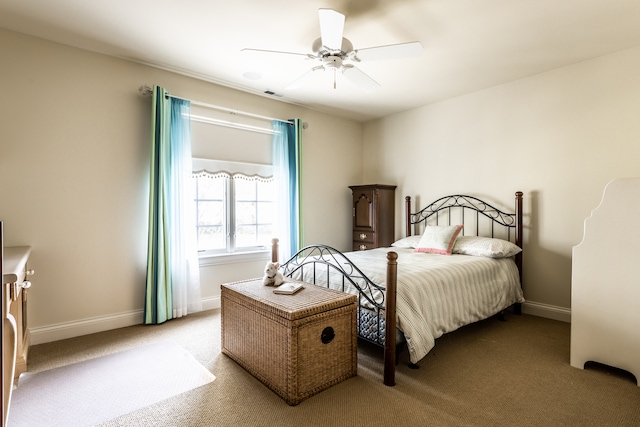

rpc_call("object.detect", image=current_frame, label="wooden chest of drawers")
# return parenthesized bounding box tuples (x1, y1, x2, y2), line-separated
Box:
(349, 184, 396, 251)
(3, 246, 33, 380)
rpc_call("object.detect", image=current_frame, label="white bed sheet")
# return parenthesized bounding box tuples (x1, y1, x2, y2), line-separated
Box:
(291, 247, 524, 364)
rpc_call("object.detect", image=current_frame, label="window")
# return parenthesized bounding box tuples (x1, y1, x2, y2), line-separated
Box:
(189, 106, 275, 259)
(192, 159, 274, 256)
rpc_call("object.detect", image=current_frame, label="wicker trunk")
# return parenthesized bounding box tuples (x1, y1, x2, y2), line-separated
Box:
(221, 278, 358, 405)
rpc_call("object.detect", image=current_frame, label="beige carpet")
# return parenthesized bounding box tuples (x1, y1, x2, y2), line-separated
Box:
(8, 340, 215, 427)
(20, 310, 640, 427)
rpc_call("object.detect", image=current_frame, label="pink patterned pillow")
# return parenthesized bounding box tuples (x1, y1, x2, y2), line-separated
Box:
(414, 225, 463, 255)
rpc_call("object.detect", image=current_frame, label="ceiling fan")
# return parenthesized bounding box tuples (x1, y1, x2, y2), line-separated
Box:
(241, 8, 424, 92)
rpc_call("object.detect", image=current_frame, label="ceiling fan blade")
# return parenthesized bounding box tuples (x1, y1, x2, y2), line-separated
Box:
(285, 66, 325, 90)
(341, 65, 380, 92)
(319, 9, 345, 50)
(241, 48, 312, 60)
(354, 41, 424, 61)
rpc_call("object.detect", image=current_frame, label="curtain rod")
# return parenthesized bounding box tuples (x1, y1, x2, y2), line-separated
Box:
(138, 85, 293, 125)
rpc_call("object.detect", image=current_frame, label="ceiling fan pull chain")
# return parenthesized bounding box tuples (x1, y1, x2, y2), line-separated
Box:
(333, 68, 337, 89)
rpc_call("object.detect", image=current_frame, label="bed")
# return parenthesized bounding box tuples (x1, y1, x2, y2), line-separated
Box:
(271, 192, 525, 386)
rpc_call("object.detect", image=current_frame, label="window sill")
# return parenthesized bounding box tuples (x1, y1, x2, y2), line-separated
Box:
(198, 250, 271, 267)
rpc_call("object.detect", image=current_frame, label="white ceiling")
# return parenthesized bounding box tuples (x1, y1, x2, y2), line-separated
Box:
(2, 0, 640, 122)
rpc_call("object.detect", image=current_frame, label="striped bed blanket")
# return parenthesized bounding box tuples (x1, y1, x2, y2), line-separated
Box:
(291, 247, 524, 364)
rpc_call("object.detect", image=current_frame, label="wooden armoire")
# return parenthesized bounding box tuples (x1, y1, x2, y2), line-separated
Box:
(349, 184, 396, 251)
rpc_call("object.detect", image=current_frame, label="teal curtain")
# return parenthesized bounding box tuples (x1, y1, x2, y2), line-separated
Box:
(145, 86, 202, 325)
(272, 119, 302, 260)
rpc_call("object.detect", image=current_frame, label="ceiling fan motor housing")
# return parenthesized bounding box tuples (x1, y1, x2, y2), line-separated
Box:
(312, 37, 353, 59)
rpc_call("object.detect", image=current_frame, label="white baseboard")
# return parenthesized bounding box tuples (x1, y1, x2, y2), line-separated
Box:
(202, 296, 221, 312)
(30, 297, 569, 345)
(521, 301, 571, 323)
(30, 296, 221, 345)
(30, 310, 144, 345)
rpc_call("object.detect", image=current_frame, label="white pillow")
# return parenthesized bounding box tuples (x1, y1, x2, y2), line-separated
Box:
(453, 236, 522, 258)
(391, 235, 421, 249)
(414, 225, 463, 255)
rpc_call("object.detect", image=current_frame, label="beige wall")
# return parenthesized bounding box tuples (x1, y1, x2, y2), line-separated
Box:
(363, 45, 640, 317)
(5, 25, 638, 342)
(0, 29, 362, 342)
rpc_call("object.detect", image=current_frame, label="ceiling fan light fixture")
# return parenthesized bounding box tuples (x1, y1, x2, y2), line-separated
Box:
(324, 56, 343, 69)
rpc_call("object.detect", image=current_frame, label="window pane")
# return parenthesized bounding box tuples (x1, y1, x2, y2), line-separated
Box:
(257, 180, 273, 201)
(234, 177, 273, 249)
(193, 173, 228, 251)
(236, 201, 256, 225)
(235, 178, 256, 201)
(257, 201, 273, 224)
(236, 225, 257, 248)
(197, 176, 225, 199)
(198, 226, 225, 250)
(198, 201, 224, 226)
(257, 224, 272, 246)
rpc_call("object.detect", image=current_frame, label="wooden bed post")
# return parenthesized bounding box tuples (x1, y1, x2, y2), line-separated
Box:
(384, 251, 398, 386)
(515, 192, 523, 249)
(405, 196, 412, 237)
(271, 238, 279, 263)
(514, 191, 523, 315)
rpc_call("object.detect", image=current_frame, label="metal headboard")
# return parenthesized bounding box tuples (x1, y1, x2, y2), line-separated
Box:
(405, 192, 523, 246)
